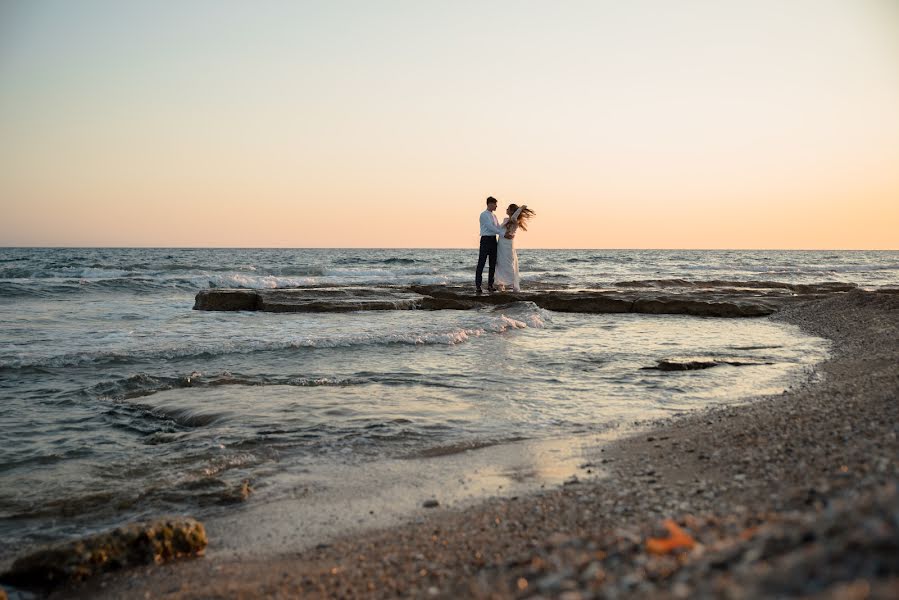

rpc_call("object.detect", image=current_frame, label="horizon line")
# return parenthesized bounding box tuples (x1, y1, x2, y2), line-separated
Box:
(2, 246, 897, 252)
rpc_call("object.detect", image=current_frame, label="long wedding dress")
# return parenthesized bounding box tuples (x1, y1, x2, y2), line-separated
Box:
(494, 206, 523, 292)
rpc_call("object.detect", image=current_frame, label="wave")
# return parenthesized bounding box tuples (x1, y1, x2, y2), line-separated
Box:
(0, 268, 464, 297)
(673, 263, 899, 275)
(0, 267, 137, 279)
(4, 247, 895, 302)
(207, 273, 320, 289)
(207, 269, 455, 289)
(613, 279, 858, 292)
(88, 371, 370, 402)
(333, 257, 422, 266)
(323, 266, 443, 277)
(140, 404, 232, 428)
(0, 277, 201, 298)
(382, 258, 421, 264)
(0, 307, 544, 370)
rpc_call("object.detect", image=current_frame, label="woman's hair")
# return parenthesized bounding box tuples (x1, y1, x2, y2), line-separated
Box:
(507, 204, 536, 231)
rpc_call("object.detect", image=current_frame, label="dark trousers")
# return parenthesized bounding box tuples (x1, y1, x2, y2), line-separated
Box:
(475, 235, 497, 289)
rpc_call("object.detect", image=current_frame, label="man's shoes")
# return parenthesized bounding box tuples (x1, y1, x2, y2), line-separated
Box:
(487, 286, 496, 293)
(475, 288, 483, 296)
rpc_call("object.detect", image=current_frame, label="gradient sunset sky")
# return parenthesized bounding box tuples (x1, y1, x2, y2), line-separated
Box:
(1, 0, 897, 248)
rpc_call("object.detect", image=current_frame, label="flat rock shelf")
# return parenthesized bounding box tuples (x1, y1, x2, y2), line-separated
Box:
(193, 282, 858, 318)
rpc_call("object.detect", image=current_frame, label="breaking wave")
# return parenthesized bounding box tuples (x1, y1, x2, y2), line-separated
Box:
(0, 305, 545, 370)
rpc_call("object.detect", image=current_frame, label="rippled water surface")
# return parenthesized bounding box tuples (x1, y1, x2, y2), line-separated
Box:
(2, 248, 896, 558)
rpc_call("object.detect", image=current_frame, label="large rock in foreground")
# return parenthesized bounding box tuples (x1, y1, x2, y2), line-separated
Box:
(0, 518, 207, 589)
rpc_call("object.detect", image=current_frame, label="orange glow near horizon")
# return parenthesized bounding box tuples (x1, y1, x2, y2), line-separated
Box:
(1, 1, 897, 249)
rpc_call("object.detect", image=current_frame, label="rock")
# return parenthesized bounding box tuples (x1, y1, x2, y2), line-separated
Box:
(631, 297, 775, 317)
(644, 360, 721, 371)
(426, 285, 787, 317)
(580, 561, 605, 582)
(417, 296, 478, 310)
(218, 480, 253, 504)
(536, 572, 569, 594)
(422, 499, 440, 508)
(193, 289, 259, 311)
(529, 292, 634, 314)
(194, 284, 795, 317)
(643, 359, 765, 371)
(194, 287, 423, 313)
(191, 280, 870, 317)
(0, 518, 207, 589)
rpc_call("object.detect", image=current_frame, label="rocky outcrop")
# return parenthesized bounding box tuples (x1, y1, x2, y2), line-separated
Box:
(629, 296, 776, 317)
(194, 287, 423, 312)
(0, 518, 207, 589)
(412, 286, 783, 317)
(192, 284, 818, 317)
(194, 289, 258, 311)
(642, 359, 768, 371)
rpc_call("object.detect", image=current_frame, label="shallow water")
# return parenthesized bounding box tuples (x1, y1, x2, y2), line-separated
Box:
(2, 248, 895, 559)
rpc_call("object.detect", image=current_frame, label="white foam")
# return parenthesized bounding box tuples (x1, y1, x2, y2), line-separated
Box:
(0, 307, 545, 369)
(204, 270, 460, 289)
(68, 268, 133, 279)
(208, 273, 319, 289)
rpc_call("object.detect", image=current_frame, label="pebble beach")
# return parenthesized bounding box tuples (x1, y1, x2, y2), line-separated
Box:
(30, 289, 897, 599)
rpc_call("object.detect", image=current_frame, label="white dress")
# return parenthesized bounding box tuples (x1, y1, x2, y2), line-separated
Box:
(495, 207, 523, 292)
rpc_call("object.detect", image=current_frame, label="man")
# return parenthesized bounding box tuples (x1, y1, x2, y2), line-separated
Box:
(475, 196, 506, 294)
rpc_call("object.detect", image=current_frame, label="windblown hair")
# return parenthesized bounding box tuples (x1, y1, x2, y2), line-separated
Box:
(507, 204, 536, 231)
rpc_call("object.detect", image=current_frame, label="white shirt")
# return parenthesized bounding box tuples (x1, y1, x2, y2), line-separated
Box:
(479, 209, 505, 237)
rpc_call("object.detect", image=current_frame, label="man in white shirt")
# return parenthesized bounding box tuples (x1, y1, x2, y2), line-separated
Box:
(476, 196, 505, 294)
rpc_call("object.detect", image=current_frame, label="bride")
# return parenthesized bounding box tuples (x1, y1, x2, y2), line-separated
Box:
(495, 203, 536, 292)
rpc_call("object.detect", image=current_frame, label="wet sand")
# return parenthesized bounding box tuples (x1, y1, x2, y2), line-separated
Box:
(36, 290, 899, 598)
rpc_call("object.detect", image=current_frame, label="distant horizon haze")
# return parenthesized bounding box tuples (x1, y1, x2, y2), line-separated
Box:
(1, 1, 897, 249)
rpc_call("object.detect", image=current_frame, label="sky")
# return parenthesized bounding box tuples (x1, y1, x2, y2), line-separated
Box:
(1, 0, 897, 249)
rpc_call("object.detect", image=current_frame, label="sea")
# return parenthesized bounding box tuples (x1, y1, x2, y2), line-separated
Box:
(1, 248, 897, 562)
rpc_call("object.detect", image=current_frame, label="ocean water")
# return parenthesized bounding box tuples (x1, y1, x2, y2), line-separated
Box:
(1, 248, 897, 560)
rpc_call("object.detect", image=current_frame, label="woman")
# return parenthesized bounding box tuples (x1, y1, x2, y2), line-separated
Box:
(494, 203, 535, 292)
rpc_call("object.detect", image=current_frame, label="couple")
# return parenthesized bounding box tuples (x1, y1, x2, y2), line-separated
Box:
(475, 196, 536, 294)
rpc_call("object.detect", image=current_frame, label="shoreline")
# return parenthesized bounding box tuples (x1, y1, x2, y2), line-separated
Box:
(19, 289, 899, 598)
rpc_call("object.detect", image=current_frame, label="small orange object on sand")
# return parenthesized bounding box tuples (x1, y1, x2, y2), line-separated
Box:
(646, 519, 696, 554)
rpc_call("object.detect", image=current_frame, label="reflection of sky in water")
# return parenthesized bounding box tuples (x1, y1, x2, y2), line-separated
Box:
(0, 302, 828, 559)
